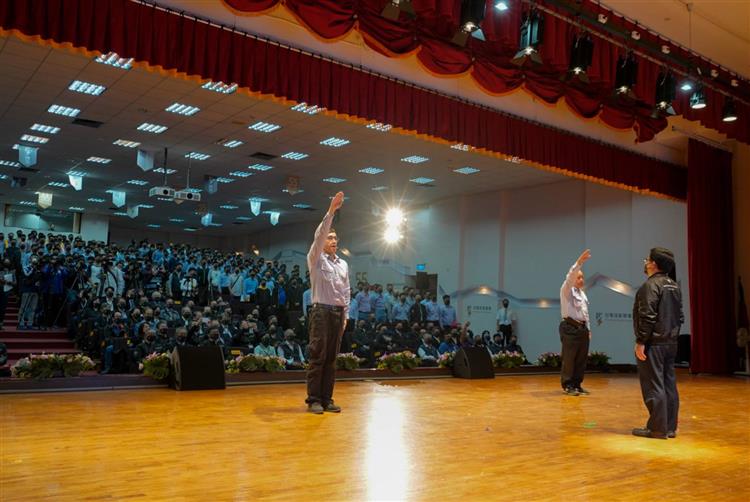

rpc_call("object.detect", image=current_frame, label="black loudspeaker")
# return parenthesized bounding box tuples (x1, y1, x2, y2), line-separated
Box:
(676, 334, 691, 364)
(452, 347, 495, 379)
(171, 346, 226, 390)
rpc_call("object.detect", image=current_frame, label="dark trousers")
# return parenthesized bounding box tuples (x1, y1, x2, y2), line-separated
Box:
(499, 324, 513, 345)
(306, 306, 345, 405)
(637, 343, 679, 434)
(559, 319, 589, 389)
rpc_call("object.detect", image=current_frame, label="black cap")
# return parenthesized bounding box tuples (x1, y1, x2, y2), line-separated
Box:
(650, 247, 676, 280)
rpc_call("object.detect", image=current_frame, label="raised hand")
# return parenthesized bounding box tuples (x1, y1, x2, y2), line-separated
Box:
(576, 249, 592, 266)
(328, 191, 345, 215)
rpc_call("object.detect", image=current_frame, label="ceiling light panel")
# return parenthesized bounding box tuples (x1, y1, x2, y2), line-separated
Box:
(87, 197, 106, 203)
(47, 105, 80, 117)
(229, 171, 253, 178)
(137, 122, 168, 134)
(220, 204, 239, 209)
(87, 156, 111, 164)
(281, 152, 309, 160)
(47, 182, 69, 188)
(153, 167, 177, 174)
(293, 203, 311, 209)
(202, 81, 238, 94)
(30, 124, 60, 134)
(68, 80, 106, 96)
(372, 186, 389, 191)
(410, 177, 435, 184)
(127, 179, 149, 185)
(20, 134, 49, 144)
(165, 103, 200, 116)
(215, 177, 235, 184)
(95, 52, 133, 69)
(113, 139, 140, 148)
(291, 103, 323, 115)
(366, 122, 392, 132)
(222, 140, 244, 148)
(320, 137, 350, 147)
(248, 121, 282, 133)
(0, 160, 21, 167)
(185, 152, 210, 160)
(248, 163, 273, 171)
(401, 155, 429, 164)
(454, 166, 480, 175)
(68, 206, 84, 211)
(359, 167, 384, 175)
(322, 177, 347, 184)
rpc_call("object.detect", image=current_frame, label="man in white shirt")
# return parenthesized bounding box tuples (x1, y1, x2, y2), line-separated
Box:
(496, 298, 516, 346)
(559, 249, 592, 396)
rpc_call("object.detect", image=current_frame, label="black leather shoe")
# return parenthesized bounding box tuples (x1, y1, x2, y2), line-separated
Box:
(323, 402, 341, 413)
(632, 427, 667, 439)
(576, 387, 590, 395)
(563, 387, 580, 396)
(307, 403, 324, 414)
(667, 431, 677, 438)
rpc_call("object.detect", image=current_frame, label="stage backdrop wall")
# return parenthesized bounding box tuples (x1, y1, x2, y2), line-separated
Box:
(233, 178, 690, 364)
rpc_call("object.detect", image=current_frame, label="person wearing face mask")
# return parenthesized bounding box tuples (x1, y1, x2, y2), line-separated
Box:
(173, 326, 191, 348)
(417, 333, 439, 366)
(559, 249, 592, 397)
(438, 331, 458, 355)
(0, 259, 16, 330)
(155, 321, 172, 351)
(253, 333, 277, 357)
(632, 248, 684, 440)
(135, 324, 163, 363)
(277, 329, 305, 369)
(200, 326, 230, 359)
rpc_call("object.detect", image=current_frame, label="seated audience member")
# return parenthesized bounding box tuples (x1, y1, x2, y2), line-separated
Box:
(489, 333, 505, 354)
(172, 326, 192, 349)
(277, 329, 305, 369)
(200, 326, 230, 359)
(253, 334, 277, 357)
(135, 324, 163, 363)
(417, 333, 440, 366)
(438, 332, 458, 354)
(504, 335, 525, 360)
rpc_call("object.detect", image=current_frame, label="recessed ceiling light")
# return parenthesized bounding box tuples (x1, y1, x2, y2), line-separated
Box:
(410, 177, 435, 184)
(323, 177, 346, 184)
(20, 134, 49, 144)
(127, 179, 149, 186)
(30, 124, 60, 134)
(372, 186, 389, 191)
(19, 201, 37, 206)
(87, 156, 111, 164)
(359, 167, 384, 175)
(95, 52, 133, 69)
(68, 206, 84, 211)
(215, 177, 235, 184)
(169, 218, 185, 223)
(47, 105, 80, 117)
(185, 152, 210, 160)
(402, 155, 429, 164)
(47, 182, 69, 188)
(320, 137, 350, 147)
(0, 160, 21, 167)
(229, 171, 253, 178)
(291, 102, 323, 114)
(113, 139, 141, 148)
(222, 140, 244, 148)
(68, 80, 106, 96)
(153, 167, 177, 174)
(281, 152, 309, 160)
(220, 204, 239, 209)
(147, 224, 161, 228)
(366, 122, 392, 132)
(137, 122, 168, 134)
(67, 170, 86, 177)
(87, 197, 106, 203)
(202, 81, 238, 94)
(248, 121, 282, 133)
(236, 216, 253, 221)
(139, 204, 154, 209)
(451, 143, 473, 151)
(293, 203, 312, 209)
(165, 103, 200, 116)
(454, 166, 480, 175)
(248, 163, 273, 171)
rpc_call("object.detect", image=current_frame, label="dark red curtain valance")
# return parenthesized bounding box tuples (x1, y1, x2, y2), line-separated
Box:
(224, 0, 750, 145)
(687, 139, 736, 373)
(0, 0, 685, 199)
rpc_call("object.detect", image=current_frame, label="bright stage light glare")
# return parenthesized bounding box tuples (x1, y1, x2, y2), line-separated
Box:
(383, 227, 403, 244)
(385, 208, 405, 226)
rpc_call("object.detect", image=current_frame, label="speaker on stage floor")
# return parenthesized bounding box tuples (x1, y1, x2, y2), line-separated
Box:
(171, 346, 226, 390)
(453, 347, 495, 379)
(676, 334, 691, 364)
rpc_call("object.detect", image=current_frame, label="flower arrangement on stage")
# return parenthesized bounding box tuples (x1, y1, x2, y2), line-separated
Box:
(587, 351, 611, 367)
(11, 353, 94, 379)
(140, 352, 171, 381)
(377, 351, 420, 373)
(231, 354, 287, 373)
(437, 351, 454, 368)
(537, 352, 562, 368)
(336, 353, 364, 371)
(492, 351, 525, 369)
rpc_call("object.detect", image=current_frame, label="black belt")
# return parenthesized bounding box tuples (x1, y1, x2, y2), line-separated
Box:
(563, 317, 587, 329)
(313, 303, 344, 312)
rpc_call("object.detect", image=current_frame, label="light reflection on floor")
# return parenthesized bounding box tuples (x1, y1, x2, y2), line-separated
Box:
(365, 392, 410, 501)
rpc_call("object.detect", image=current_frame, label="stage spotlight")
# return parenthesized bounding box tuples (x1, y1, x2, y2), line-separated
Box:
(381, 0, 415, 21)
(651, 70, 676, 118)
(383, 227, 403, 244)
(689, 85, 706, 109)
(722, 98, 738, 122)
(614, 52, 638, 99)
(385, 207, 405, 226)
(452, 0, 487, 47)
(511, 9, 544, 66)
(566, 33, 593, 83)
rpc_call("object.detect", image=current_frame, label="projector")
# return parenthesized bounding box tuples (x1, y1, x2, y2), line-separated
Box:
(149, 186, 175, 198)
(175, 190, 201, 202)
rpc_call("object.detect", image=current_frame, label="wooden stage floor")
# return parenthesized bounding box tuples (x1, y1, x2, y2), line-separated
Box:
(1, 373, 749, 501)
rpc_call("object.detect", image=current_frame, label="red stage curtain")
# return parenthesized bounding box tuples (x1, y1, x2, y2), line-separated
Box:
(687, 139, 736, 373)
(222, 0, 750, 145)
(0, 0, 686, 199)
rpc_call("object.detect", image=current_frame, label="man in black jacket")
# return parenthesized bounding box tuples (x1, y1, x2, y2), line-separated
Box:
(632, 247, 684, 440)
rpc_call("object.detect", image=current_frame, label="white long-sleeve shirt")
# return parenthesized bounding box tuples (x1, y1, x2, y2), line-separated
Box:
(307, 212, 350, 318)
(560, 261, 589, 325)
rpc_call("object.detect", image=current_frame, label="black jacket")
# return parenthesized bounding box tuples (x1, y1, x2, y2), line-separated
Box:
(633, 272, 684, 345)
